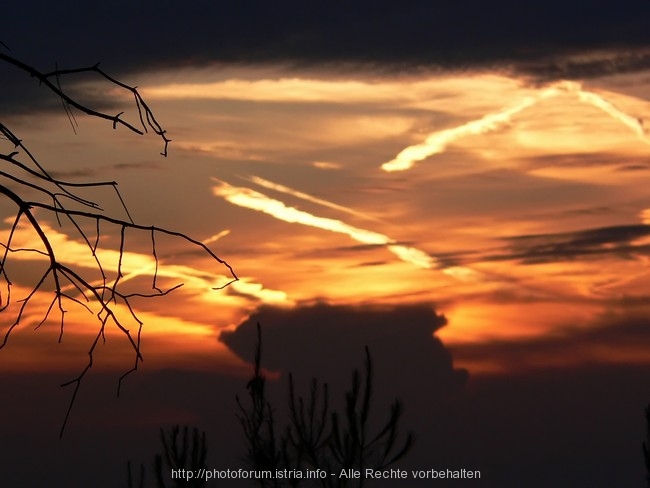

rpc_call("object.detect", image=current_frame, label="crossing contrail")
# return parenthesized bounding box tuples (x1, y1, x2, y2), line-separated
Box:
(381, 81, 649, 172)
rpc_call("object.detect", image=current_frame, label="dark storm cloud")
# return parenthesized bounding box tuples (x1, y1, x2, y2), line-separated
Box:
(4, 1, 650, 76)
(220, 302, 467, 404)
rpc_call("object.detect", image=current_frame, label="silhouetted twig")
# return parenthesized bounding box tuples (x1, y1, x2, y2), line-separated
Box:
(0, 52, 238, 436)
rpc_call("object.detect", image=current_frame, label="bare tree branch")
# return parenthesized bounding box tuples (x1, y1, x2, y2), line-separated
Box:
(0, 53, 171, 155)
(0, 52, 238, 436)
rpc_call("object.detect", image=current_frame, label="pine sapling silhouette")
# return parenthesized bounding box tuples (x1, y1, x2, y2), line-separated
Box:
(127, 460, 146, 488)
(642, 403, 650, 488)
(154, 425, 209, 488)
(284, 374, 330, 482)
(327, 348, 414, 487)
(237, 323, 414, 487)
(128, 323, 414, 487)
(236, 323, 286, 488)
(127, 425, 210, 488)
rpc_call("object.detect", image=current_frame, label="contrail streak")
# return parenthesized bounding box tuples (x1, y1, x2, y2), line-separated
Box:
(574, 89, 647, 140)
(212, 178, 481, 281)
(212, 178, 435, 269)
(202, 229, 231, 245)
(242, 174, 385, 223)
(382, 80, 650, 172)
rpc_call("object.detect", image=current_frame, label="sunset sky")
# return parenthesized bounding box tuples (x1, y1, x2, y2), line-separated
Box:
(2, 2, 650, 487)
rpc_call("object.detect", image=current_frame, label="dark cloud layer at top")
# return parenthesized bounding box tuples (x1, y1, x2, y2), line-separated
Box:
(4, 1, 650, 77)
(4, 1, 650, 120)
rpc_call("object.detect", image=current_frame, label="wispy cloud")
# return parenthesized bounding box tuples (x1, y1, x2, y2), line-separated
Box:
(2, 221, 286, 306)
(143, 78, 447, 104)
(202, 230, 231, 246)
(382, 81, 650, 172)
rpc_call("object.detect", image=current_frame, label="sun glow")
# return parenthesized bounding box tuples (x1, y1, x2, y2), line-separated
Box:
(6, 65, 650, 375)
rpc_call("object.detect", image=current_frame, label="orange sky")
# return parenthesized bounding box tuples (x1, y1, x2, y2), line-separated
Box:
(3, 67, 650, 375)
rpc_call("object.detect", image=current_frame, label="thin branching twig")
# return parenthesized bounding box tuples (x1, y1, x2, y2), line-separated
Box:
(0, 52, 238, 436)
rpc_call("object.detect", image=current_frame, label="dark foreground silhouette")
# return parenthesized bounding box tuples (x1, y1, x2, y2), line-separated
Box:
(128, 323, 413, 487)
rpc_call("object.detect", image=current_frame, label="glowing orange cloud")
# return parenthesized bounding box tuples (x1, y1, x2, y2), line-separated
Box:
(0, 282, 249, 372)
(141, 77, 480, 105)
(1, 220, 288, 306)
(382, 81, 650, 172)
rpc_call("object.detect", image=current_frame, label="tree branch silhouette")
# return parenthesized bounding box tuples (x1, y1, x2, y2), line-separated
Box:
(0, 50, 237, 436)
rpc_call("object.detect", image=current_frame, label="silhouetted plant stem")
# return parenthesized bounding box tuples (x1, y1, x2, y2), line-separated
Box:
(236, 323, 283, 487)
(643, 403, 650, 488)
(127, 460, 146, 488)
(238, 324, 414, 488)
(154, 425, 208, 488)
